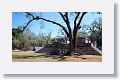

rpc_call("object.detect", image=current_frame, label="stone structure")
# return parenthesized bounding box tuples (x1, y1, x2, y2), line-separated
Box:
(54, 37, 68, 44)
(54, 37, 91, 46)
(34, 37, 101, 55)
(76, 37, 91, 47)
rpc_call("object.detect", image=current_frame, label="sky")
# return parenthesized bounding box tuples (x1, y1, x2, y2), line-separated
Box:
(12, 12, 102, 38)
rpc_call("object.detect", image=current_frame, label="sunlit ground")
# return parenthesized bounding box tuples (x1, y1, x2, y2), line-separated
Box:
(12, 51, 102, 62)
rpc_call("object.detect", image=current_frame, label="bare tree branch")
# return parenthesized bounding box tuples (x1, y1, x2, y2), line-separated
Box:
(59, 12, 72, 38)
(64, 12, 71, 29)
(77, 12, 87, 27)
(25, 12, 35, 19)
(24, 12, 69, 37)
(74, 12, 80, 27)
(23, 19, 35, 31)
(59, 12, 66, 22)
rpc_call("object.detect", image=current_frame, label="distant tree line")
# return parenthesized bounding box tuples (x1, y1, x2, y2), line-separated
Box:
(12, 26, 53, 50)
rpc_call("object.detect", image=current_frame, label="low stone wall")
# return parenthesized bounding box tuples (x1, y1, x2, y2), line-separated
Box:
(36, 44, 101, 55)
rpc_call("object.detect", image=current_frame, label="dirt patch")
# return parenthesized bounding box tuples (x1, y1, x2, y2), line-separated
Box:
(13, 54, 102, 62)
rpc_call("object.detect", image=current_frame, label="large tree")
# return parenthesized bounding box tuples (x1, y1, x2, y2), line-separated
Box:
(22, 12, 88, 55)
(87, 18, 102, 46)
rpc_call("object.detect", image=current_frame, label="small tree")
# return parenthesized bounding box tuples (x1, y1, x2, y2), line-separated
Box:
(37, 32, 52, 47)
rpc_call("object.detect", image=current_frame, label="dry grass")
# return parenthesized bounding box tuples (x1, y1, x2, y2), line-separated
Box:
(12, 51, 102, 62)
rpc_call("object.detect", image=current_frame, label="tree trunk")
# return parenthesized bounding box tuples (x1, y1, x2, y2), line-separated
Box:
(68, 36, 77, 55)
(68, 37, 74, 55)
(73, 36, 77, 53)
(72, 26, 78, 54)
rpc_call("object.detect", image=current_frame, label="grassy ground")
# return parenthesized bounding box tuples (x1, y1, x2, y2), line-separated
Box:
(12, 51, 102, 62)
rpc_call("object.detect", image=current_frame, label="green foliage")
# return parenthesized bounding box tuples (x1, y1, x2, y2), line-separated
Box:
(37, 32, 52, 47)
(12, 27, 37, 50)
(12, 27, 53, 50)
